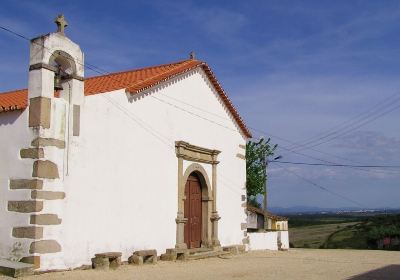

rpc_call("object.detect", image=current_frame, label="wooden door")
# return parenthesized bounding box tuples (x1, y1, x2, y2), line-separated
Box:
(184, 173, 202, 249)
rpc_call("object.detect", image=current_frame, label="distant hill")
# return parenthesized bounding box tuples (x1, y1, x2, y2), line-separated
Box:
(269, 206, 400, 215)
(269, 206, 360, 214)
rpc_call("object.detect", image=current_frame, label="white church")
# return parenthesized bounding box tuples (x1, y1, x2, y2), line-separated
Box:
(0, 15, 254, 271)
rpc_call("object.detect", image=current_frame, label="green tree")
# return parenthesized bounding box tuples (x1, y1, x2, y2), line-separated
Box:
(246, 138, 278, 209)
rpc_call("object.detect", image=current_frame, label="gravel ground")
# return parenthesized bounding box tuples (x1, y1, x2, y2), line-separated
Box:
(1, 249, 400, 280)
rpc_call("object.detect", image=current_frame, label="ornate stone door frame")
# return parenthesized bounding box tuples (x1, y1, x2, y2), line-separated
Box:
(175, 141, 221, 249)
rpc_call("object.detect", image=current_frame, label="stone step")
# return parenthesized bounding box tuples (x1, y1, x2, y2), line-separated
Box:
(188, 250, 230, 260)
(187, 247, 213, 255)
(0, 259, 34, 278)
(222, 245, 246, 255)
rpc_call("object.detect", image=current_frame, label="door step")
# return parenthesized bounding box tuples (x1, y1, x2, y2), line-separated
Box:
(188, 250, 230, 260)
(187, 247, 212, 254)
(161, 247, 230, 261)
(0, 259, 34, 278)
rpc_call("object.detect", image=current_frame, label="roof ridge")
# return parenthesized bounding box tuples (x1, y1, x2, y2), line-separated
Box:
(0, 59, 198, 95)
(0, 59, 251, 138)
(0, 88, 28, 95)
(0, 59, 193, 95)
(125, 59, 201, 92)
(85, 59, 194, 81)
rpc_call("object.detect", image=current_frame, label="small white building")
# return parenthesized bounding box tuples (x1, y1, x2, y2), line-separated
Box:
(0, 16, 252, 271)
(246, 206, 289, 250)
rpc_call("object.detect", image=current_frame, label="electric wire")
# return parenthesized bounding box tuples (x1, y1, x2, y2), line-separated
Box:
(158, 83, 400, 174)
(154, 93, 399, 175)
(1, 24, 399, 179)
(0, 24, 248, 198)
(285, 92, 400, 150)
(290, 102, 400, 153)
(102, 95, 245, 197)
(151, 95, 400, 175)
(104, 92, 368, 208)
(286, 94, 400, 152)
(0, 23, 374, 210)
(269, 160, 400, 169)
(1, 23, 397, 170)
(274, 163, 366, 208)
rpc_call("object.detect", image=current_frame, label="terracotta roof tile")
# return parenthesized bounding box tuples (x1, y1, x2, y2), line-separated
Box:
(0, 59, 251, 138)
(0, 89, 28, 113)
(247, 205, 288, 221)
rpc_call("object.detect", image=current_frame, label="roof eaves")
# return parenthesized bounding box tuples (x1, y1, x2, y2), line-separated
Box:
(0, 105, 19, 113)
(126, 60, 252, 139)
(0, 60, 253, 139)
(199, 63, 252, 138)
(126, 60, 201, 94)
(247, 205, 288, 221)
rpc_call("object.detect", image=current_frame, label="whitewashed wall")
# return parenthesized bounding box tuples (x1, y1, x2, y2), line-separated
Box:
(0, 110, 33, 261)
(247, 212, 258, 229)
(248, 231, 289, 251)
(41, 67, 248, 269)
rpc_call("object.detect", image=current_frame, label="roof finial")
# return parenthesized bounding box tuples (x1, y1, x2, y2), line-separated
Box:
(189, 51, 196, 60)
(54, 14, 68, 35)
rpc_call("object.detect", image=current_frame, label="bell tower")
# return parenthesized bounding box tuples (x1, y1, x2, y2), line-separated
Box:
(8, 15, 84, 270)
(28, 14, 84, 128)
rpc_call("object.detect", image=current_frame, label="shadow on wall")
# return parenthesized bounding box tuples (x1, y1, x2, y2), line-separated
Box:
(0, 110, 24, 126)
(346, 265, 400, 280)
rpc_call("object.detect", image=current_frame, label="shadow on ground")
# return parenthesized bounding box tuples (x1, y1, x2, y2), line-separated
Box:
(347, 265, 400, 280)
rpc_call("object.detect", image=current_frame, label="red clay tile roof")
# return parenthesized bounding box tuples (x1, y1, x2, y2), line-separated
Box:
(0, 89, 28, 113)
(247, 205, 288, 221)
(0, 59, 251, 138)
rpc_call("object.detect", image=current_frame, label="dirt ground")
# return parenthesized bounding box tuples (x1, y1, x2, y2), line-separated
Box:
(1, 249, 400, 280)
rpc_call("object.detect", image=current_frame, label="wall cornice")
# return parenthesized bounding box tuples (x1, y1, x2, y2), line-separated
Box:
(175, 141, 220, 164)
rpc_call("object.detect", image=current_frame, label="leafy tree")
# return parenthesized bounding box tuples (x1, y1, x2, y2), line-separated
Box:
(246, 138, 277, 209)
(367, 225, 400, 241)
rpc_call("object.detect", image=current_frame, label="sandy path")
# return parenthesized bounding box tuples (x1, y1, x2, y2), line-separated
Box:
(1, 249, 399, 280)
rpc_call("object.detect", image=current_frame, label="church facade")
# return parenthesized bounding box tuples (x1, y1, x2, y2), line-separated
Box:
(0, 16, 251, 271)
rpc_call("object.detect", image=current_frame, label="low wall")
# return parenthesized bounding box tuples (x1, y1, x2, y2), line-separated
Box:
(248, 231, 289, 251)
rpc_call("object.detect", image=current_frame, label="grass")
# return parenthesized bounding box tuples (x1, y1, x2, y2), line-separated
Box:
(288, 214, 400, 250)
(323, 227, 368, 249)
(289, 222, 359, 248)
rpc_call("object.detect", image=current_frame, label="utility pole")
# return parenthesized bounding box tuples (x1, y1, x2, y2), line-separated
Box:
(263, 146, 269, 230)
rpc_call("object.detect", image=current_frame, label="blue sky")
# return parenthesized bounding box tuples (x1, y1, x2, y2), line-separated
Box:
(1, 0, 399, 209)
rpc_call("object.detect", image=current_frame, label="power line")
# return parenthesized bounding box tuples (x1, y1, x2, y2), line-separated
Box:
(102, 95, 175, 149)
(269, 160, 400, 169)
(0, 25, 114, 79)
(98, 83, 390, 208)
(150, 95, 240, 133)
(101, 95, 246, 198)
(287, 98, 400, 153)
(106, 94, 246, 197)
(253, 131, 399, 175)
(1, 24, 398, 178)
(290, 103, 400, 153)
(274, 163, 366, 208)
(152, 95, 400, 175)
(0, 26, 31, 41)
(155, 93, 399, 175)
(285, 92, 400, 151)
(0, 24, 380, 208)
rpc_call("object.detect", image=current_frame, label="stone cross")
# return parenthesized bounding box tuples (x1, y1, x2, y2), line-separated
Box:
(54, 14, 68, 35)
(189, 51, 196, 60)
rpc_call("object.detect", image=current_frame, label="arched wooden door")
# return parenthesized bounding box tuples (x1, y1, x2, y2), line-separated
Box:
(184, 173, 202, 249)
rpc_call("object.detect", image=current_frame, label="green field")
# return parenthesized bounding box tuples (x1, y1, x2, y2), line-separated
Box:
(288, 213, 400, 250)
(289, 222, 359, 248)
